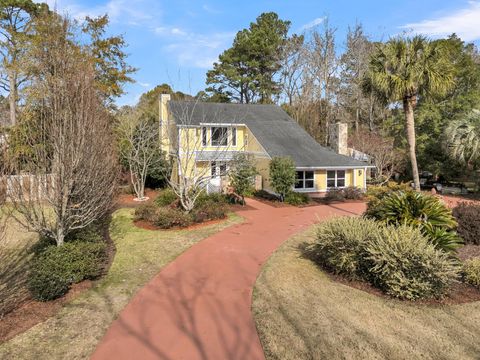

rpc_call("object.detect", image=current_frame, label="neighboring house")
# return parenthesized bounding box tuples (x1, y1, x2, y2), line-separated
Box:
(159, 94, 372, 195)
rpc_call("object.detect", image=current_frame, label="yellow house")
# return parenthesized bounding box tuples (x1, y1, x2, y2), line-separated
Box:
(159, 94, 372, 196)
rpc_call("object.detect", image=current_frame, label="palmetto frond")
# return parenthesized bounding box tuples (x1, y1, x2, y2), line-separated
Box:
(366, 35, 454, 101)
(445, 110, 480, 166)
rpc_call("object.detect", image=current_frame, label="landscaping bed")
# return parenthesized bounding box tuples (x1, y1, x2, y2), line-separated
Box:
(0, 208, 242, 358)
(0, 218, 115, 343)
(253, 227, 480, 360)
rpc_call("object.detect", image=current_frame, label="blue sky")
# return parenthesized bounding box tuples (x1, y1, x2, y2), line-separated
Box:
(43, 0, 480, 106)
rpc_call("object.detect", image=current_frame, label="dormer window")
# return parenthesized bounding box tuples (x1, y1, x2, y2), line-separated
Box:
(211, 127, 228, 146)
(232, 127, 237, 147)
(202, 127, 207, 146)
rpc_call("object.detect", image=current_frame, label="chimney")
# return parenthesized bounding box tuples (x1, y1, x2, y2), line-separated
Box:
(159, 94, 171, 152)
(329, 122, 348, 156)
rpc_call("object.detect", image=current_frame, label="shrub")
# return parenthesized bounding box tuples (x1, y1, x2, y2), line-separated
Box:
(365, 182, 413, 217)
(191, 202, 227, 223)
(195, 192, 228, 208)
(365, 191, 462, 252)
(228, 153, 257, 204)
(153, 207, 193, 229)
(365, 225, 459, 300)
(325, 188, 345, 202)
(342, 186, 365, 200)
(453, 202, 480, 245)
(269, 157, 296, 201)
(308, 217, 380, 279)
(285, 192, 309, 206)
(463, 258, 480, 288)
(308, 217, 459, 300)
(134, 203, 159, 223)
(254, 189, 280, 202)
(28, 241, 106, 301)
(154, 188, 178, 207)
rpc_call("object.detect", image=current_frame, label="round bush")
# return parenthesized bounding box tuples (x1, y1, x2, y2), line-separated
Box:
(28, 241, 107, 301)
(191, 202, 227, 223)
(134, 203, 159, 223)
(154, 188, 178, 207)
(309, 217, 380, 279)
(285, 192, 309, 206)
(365, 225, 459, 300)
(154, 207, 193, 229)
(463, 258, 480, 288)
(453, 203, 480, 245)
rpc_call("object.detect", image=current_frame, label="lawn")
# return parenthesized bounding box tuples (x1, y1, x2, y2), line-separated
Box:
(253, 226, 480, 360)
(0, 208, 242, 359)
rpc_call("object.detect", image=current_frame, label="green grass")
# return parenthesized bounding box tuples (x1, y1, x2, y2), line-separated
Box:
(0, 208, 242, 359)
(253, 226, 480, 360)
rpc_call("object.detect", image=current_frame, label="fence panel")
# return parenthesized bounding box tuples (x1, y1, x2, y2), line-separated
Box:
(0, 174, 54, 202)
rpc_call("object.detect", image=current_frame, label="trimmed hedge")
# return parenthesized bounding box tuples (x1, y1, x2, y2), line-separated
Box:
(28, 241, 106, 301)
(308, 217, 460, 300)
(154, 207, 193, 229)
(453, 202, 480, 245)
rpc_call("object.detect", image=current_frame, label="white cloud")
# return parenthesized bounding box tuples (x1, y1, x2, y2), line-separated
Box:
(38, 0, 157, 24)
(138, 82, 151, 88)
(299, 17, 325, 32)
(202, 4, 221, 14)
(154, 26, 234, 69)
(401, 1, 480, 42)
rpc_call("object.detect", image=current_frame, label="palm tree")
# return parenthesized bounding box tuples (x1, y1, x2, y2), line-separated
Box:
(365, 36, 454, 190)
(445, 110, 480, 167)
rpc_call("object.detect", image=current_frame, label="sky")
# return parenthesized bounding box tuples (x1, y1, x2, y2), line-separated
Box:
(41, 0, 480, 106)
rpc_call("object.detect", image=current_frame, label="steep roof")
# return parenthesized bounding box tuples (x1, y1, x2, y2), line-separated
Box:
(168, 101, 368, 168)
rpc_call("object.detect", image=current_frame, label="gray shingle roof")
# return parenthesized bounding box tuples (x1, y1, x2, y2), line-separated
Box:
(169, 101, 369, 168)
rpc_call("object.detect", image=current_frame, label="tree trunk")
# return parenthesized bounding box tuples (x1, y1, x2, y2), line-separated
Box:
(8, 71, 17, 126)
(404, 96, 420, 191)
(56, 224, 65, 247)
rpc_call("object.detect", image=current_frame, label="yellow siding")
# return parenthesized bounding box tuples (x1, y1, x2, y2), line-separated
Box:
(254, 157, 272, 191)
(315, 170, 327, 191)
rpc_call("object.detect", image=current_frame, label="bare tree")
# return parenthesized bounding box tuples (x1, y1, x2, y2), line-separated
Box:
(117, 106, 163, 201)
(303, 20, 339, 145)
(349, 128, 404, 183)
(5, 16, 118, 246)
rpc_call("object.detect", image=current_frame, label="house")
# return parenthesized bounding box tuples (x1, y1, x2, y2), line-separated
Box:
(159, 94, 372, 195)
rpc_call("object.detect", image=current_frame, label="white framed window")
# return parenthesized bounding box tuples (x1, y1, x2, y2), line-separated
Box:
(211, 127, 228, 146)
(201, 127, 207, 146)
(231, 127, 237, 147)
(295, 171, 315, 189)
(211, 161, 227, 177)
(327, 170, 346, 188)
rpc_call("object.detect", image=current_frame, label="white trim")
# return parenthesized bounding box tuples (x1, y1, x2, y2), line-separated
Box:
(326, 169, 347, 189)
(364, 167, 367, 190)
(296, 165, 375, 170)
(199, 122, 246, 127)
(294, 169, 315, 191)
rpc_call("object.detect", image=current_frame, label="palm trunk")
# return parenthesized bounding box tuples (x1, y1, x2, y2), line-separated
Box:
(404, 97, 420, 191)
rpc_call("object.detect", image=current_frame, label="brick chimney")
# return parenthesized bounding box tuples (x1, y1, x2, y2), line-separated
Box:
(329, 122, 348, 156)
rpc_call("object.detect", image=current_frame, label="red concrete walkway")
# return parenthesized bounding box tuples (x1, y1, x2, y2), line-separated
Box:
(91, 199, 365, 360)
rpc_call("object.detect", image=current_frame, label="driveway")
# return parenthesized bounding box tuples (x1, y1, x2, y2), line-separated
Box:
(91, 199, 365, 360)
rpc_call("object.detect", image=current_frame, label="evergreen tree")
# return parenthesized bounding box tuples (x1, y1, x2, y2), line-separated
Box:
(206, 12, 292, 103)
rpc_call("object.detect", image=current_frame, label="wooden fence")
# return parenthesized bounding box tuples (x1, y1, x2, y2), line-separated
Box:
(0, 174, 54, 202)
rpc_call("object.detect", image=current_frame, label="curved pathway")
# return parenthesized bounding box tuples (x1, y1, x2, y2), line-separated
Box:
(92, 199, 365, 360)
